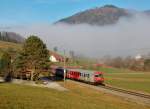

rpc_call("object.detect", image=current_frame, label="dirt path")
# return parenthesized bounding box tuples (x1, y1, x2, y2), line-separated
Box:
(12, 79, 68, 91)
(0, 77, 68, 91)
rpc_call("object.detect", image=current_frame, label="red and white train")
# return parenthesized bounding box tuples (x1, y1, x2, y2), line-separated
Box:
(54, 67, 104, 84)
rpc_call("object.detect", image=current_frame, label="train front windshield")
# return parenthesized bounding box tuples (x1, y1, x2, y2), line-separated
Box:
(95, 74, 103, 78)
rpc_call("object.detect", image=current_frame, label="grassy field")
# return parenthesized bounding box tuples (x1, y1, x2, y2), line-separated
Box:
(0, 82, 150, 109)
(96, 67, 150, 93)
(0, 41, 22, 50)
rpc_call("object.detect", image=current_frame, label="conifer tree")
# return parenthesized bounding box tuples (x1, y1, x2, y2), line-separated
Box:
(22, 36, 49, 80)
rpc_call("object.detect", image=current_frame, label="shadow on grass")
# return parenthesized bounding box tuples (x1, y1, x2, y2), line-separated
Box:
(0, 77, 12, 84)
(38, 76, 64, 82)
(0, 80, 12, 84)
(0, 81, 5, 84)
(50, 76, 64, 81)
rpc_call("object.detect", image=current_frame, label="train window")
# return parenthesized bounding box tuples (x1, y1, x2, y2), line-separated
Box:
(81, 73, 84, 77)
(85, 74, 87, 77)
(95, 75, 99, 77)
(95, 74, 102, 77)
(84, 74, 86, 77)
(87, 74, 90, 78)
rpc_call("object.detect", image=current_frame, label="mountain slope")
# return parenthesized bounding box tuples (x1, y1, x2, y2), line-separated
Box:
(56, 5, 132, 26)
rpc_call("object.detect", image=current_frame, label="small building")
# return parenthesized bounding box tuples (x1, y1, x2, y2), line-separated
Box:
(49, 51, 65, 63)
(135, 54, 142, 61)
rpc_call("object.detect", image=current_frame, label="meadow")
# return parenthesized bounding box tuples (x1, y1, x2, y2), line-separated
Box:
(0, 82, 150, 109)
(99, 67, 150, 93)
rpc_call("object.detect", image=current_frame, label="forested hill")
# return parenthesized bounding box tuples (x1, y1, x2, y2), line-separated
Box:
(56, 5, 131, 26)
(56, 5, 150, 26)
(0, 31, 24, 43)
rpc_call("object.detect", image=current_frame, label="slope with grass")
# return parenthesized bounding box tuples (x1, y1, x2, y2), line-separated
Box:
(0, 41, 22, 51)
(0, 82, 149, 109)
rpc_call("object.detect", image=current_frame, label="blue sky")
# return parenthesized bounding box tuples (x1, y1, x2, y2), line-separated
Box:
(0, 0, 150, 25)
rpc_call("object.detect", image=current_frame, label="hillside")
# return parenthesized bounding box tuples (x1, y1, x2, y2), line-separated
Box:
(0, 41, 22, 50)
(0, 41, 22, 60)
(0, 31, 25, 43)
(56, 5, 149, 26)
(56, 5, 132, 25)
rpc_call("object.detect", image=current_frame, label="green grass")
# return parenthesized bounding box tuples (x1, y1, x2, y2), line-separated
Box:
(104, 72, 150, 93)
(99, 67, 132, 73)
(93, 67, 150, 93)
(64, 63, 150, 94)
(0, 82, 149, 109)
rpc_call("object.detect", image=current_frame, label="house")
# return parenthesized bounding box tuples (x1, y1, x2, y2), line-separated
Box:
(135, 54, 142, 60)
(49, 51, 65, 62)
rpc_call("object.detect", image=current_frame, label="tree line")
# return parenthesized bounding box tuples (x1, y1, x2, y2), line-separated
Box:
(102, 56, 150, 71)
(0, 31, 24, 43)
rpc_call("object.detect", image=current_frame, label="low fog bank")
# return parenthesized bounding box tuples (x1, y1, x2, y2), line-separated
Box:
(1, 14, 150, 58)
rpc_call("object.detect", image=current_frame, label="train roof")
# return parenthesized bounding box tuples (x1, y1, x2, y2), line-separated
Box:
(66, 68, 102, 74)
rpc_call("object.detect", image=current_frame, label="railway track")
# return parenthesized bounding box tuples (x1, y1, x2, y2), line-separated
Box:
(100, 84, 150, 99)
(67, 79, 150, 100)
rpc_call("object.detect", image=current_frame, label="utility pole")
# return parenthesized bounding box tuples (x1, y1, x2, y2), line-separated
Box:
(63, 50, 66, 81)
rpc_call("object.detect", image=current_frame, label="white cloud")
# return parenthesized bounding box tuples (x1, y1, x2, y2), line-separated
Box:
(1, 14, 150, 58)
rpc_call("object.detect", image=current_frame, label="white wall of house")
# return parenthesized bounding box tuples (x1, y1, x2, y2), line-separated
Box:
(49, 55, 58, 62)
(135, 54, 142, 60)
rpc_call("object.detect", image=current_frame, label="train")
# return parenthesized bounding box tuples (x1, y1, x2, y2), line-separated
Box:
(54, 67, 104, 85)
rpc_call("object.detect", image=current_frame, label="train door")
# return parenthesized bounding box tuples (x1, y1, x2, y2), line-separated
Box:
(89, 73, 95, 83)
(80, 72, 84, 81)
(84, 73, 88, 82)
(86, 73, 90, 82)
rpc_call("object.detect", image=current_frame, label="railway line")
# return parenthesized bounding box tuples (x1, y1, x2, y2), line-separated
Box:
(100, 84, 150, 99)
(67, 79, 150, 101)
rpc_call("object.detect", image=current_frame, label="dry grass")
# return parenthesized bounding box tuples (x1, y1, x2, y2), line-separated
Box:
(0, 82, 149, 109)
(0, 41, 22, 50)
